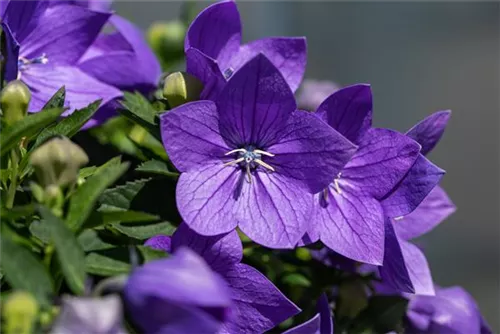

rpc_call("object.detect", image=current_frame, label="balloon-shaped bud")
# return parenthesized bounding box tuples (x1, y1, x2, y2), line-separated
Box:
(30, 137, 89, 189)
(163, 71, 203, 108)
(1, 80, 31, 126)
(2, 291, 39, 334)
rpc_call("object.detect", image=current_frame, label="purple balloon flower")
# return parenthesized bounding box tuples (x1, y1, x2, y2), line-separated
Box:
(124, 247, 232, 334)
(283, 293, 333, 334)
(302, 84, 422, 265)
(1, 1, 121, 117)
(406, 286, 492, 334)
(160, 54, 357, 248)
(146, 223, 301, 334)
(297, 79, 340, 111)
(185, 0, 306, 99)
(54, 0, 112, 12)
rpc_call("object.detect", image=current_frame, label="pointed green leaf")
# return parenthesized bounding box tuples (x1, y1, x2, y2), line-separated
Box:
(39, 206, 86, 295)
(113, 221, 176, 240)
(119, 92, 161, 140)
(136, 160, 178, 178)
(1, 204, 36, 220)
(99, 179, 150, 210)
(0, 232, 53, 306)
(83, 209, 160, 230)
(77, 229, 116, 252)
(43, 86, 66, 110)
(67, 161, 130, 231)
(0, 108, 64, 157)
(85, 248, 132, 276)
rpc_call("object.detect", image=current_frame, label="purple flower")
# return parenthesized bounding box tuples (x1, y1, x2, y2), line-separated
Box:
(184, 0, 306, 99)
(297, 79, 340, 111)
(1, 1, 121, 118)
(160, 54, 356, 248)
(146, 223, 300, 334)
(54, 0, 112, 11)
(283, 293, 333, 334)
(406, 286, 492, 334)
(302, 84, 422, 265)
(50, 295, 125, 334)
(124, 247, 232, 334)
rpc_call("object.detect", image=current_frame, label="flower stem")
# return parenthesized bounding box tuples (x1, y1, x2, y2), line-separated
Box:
(6, 148, 20, 209)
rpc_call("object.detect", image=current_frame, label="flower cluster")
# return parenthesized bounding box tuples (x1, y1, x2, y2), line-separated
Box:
(0, 1, 492, 334)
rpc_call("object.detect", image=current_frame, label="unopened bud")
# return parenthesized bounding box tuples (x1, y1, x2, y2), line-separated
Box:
(1, 80, 31, 126)
(163, 71, 203, 108)
(30, 137, 89, 189)
(3, 291, 39, 334)
(148, 21, 186, 61)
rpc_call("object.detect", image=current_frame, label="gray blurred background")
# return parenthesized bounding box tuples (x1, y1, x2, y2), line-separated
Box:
(114, 1, 500, 331)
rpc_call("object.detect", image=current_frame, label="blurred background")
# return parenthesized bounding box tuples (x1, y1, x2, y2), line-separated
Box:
(114, 1, 500, 330)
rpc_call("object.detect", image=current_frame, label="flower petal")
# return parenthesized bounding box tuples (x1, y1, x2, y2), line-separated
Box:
(21, 5, 110, 65)
(379, 219, 435, 295)
(160, 100, 230, 172)
(228, 37, 307, 92)
(297, 79, 340, 111)
(171, 223, 242, 272)
(145, 235, 172, 253)
(1, 22, 19, 82)
(393, 185, 455, 240)
(406, 110, 451, 156)
(236, 172, 313, 248)
(382, 155, 445, 217)
(217, 53, 296, 148)
(220, 263, 300, 334)
(2, 0, 48, 43)
(268, 110, 357, 194)
(185, 47, 226, 100)
(342, 128, 421, 199)
(22, 65, 121, 114)
(316, 84, 372, 144)
(176, 164, 240, 236)
(314, 185, 385, 265)
(185, 0, 241, 68)
(283, 293, 333, 334)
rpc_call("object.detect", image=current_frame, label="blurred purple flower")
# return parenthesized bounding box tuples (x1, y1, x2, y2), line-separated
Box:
(302, 84, 421, 265)
(283, 293, 333, 334)
(406, 286, 492, 334)
(297, 79, 340, 111)
(50, 295, 125, 334)
(160, 54, 356, 248)
(55, 0, 112, 12)
(146, 223, 300, 334)
(124, 247, 232, 334)
(184, 0, 306, 99)
(1, 1, 121, 120)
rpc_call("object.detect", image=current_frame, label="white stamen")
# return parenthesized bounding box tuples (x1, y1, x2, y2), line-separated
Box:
(334, 179, 342, 194)
(394, 216, 404, 221)
(323, 188, 329, 203)
(223, 157, 244, 166)
(225, 148, 247, 156)
(246, 164, 252, 183)
(254, 159, 275, 172)
(253, 149, 275, 157)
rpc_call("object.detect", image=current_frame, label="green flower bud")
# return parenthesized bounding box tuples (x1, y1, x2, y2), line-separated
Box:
(2, 291, 39, 334)
(148, 21, 186, 59)
(0, 80, 31, 127)
(163, 71, 203, 108)
(30, 137, 89, 189)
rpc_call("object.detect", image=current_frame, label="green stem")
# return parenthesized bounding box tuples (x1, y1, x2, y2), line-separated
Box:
(6, 148, 19, 209)
(43, 244, 54, 268)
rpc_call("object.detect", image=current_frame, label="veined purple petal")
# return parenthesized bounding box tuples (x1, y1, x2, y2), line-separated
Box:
(379, 219, 434, 295)
(145, 235, 172, 253)
(176, 164, 240, 236)
(342, 128, 421, 199)
(284, 293, 333, 334)
(21, 5, 110, 65)
(268, 110, 357, 194)
(219, 263, 300, 334)
(54, 0, 113, 12)
(236, 172, 313, 248)
(185, 0, 241, 68)
(217, 53, 296, 148)
(382, 155, 445, 218)
(406, 110, 451, 156)
(160, 100, 230, 172)
(22, 65, 121, 114)
(171, 223, 242, 272)
(393, 185, 455, 240)
(185, 47, 226, 101)
(313, 184, 385, 265)
(316, 84, 372, 144)
(1, 22, 19, 82)
(297, 79, 340, 111)
(227, 37, 307, 93)
(2, 0, 48, 43)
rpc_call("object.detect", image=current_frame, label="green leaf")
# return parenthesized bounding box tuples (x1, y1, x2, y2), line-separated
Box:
(83, 209, 160, 230)
(0, 231, 53, 306)
(0, 108, 64, 158)
(39, 206, 86, 295)
(282, 273, 311, 287)
(85, 248, 132, 276)
(349, 296, 409, 334)
(1, 204, 35, 220)
(67, 161, 129, 231)
(99, 178, 150, 210)
(77, 229, 116, 252)
(29, 220, 51, 244)
(113, 221, 176, 240)
(136, 160, 178, 178)
(78, 166, 98, 179)
(32, 100, 102, 150)
(43, 86, 66, 109)
(119, 92, 161, 140)
(137, 245, 168, 263)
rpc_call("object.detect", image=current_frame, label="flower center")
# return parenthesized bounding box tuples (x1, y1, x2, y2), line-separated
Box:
(223, 146, 275, 183)
(17, 54, 49, 78)
(322, 172, 343, 203)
